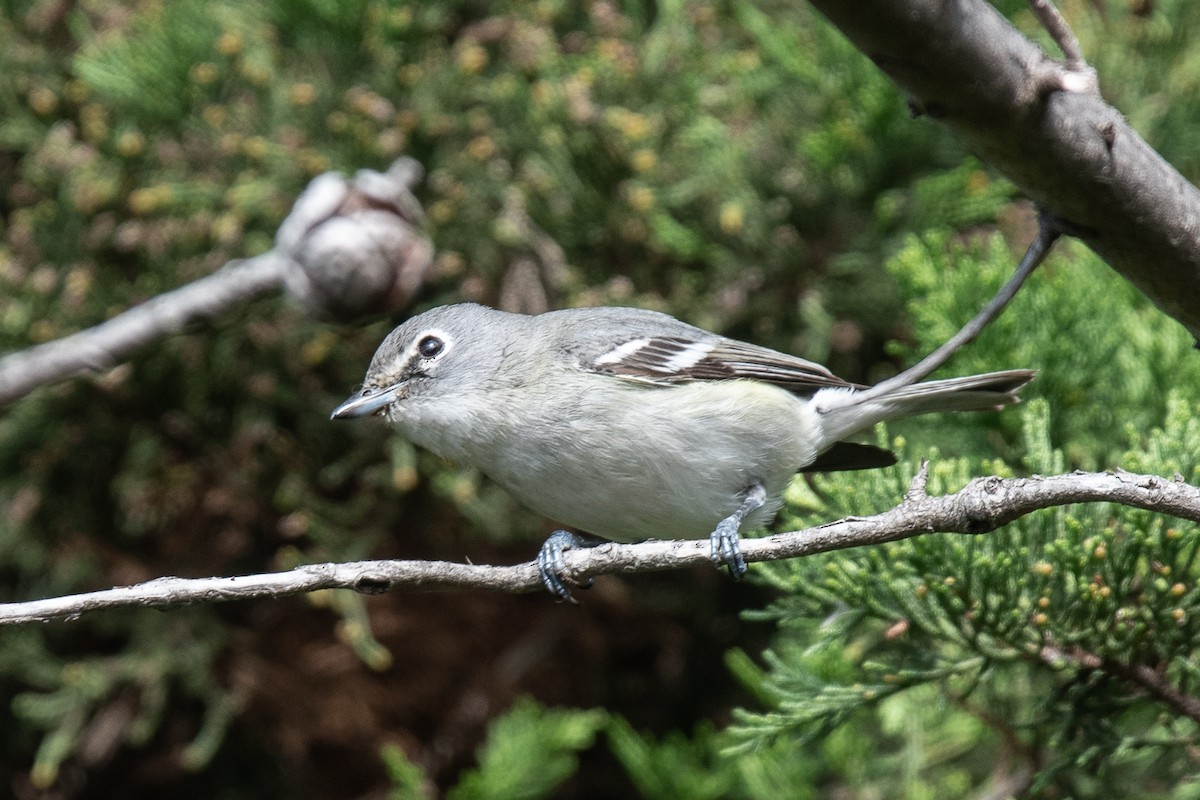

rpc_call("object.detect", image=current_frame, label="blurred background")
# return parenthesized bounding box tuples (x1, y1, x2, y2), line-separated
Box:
(2, 0, 1200, 797)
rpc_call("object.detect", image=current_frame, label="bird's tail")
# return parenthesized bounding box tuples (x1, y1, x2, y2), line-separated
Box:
(814, 369, 1035, 447)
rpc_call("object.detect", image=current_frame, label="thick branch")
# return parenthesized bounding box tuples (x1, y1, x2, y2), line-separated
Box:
(805, 0, 1200, 341)
(1, 469, 1196, 626)
(0, 253, 288, 404)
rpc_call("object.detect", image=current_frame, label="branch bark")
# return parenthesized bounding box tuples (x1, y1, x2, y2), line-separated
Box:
(805, 0, 1200, 341)
(0, 253, 289, 405)
(1, 468, 1196, 626)
(0, 159, 431, 405)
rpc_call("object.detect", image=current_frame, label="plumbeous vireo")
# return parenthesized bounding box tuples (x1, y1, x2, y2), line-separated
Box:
(332, 303, 1033, 600)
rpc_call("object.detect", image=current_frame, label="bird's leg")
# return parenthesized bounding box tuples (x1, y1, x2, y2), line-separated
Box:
(710, 483, 766, 580)
(537, 530, 603, 602)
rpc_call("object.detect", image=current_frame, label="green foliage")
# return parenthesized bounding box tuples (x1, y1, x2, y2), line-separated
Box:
(446, 698, 607, 800)
(0, 4, 952, 789)
(382, 742, 433, 799)
(887, 231, 1200, 467)
(388, 700, 829, 800)
(2, 0, 1199, 796)
(1065, 0, 1200, 176)
(606, 718, 739, 800)
(607, 715, 835, 800)
(3, 610, 233, 788)
(72, 4, 235, 127)
(731, 394, 1200, 795)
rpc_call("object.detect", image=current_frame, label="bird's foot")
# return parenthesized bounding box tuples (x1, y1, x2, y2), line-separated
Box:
(537, 530, 601, 602)
(708, 483, 766, 580)
(710, 517, 747, 580)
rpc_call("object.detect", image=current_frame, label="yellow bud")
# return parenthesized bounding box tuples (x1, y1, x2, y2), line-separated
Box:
(393, 466, 419, 492)
(218, 132, 242, 155)
(289, 82, 317, 106)
(531, 81, 553, 106)
(457, 43, 489, 74)
(398, 64, 424, 86)
(618, 111, 650, 139)
(451, 477, 478, 504)
(79, 103, 108, 141)
(428, 200, 455, 224)
(201, 104, 227, 128)
(30, 762, 57, 790)
(215, 31, 243, 57)
(240, 62, 272, 87)
(326, 111, 349, 133)
(719, 202, 745, 234)
(630, 148, 657, 173)
(335, 619, 363, 644)
(966, 170, 990, 194)
(116, 130, 146, 157)
(242, 135, 268, 160)
(626, 185, 655, 212)
(128, 185, 171, 215)
(467, 135, 495, 161)
(28, 86, 58, 115)
(299, 150, 331, 175)
(191, 62, 219, 85)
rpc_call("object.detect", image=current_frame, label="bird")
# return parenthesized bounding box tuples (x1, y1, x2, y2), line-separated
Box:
(332, 303, 1033, 600)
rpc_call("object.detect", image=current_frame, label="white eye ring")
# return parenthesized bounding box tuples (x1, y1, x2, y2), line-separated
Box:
(417, 334, 444, 358)
(410, 328, 453, 362)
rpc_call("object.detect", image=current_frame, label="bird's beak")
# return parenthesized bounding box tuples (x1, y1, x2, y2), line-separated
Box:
(330, 384, 401, 420)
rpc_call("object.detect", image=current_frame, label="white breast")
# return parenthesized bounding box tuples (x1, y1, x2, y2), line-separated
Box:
(477, 380, 821, 542)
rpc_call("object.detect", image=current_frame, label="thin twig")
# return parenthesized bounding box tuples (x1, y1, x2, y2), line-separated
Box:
(958, 699, 1041, 800)
(1028, 0, 1087, 69)
(849, 214, 1060, 407)
(0, 252, 290, 405)
(1039, 643, 1200, 726)
(0, 468, 1196, 625)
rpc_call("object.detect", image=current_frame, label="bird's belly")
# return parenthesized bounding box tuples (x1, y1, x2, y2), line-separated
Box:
(484, 381, 819, 542)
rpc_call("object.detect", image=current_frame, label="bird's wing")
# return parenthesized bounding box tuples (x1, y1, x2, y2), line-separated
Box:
(586, 335, 855, 396)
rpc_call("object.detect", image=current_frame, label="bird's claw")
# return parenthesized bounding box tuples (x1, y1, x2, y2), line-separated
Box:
(708, 482, 765, 581)
(709, 517, 747, 580)
(537, 530, 597, 602)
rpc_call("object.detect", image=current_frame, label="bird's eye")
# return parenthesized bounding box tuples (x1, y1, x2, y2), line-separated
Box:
(417, 335, 444, 359)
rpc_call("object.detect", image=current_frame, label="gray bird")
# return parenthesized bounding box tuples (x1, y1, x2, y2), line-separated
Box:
(333, 303, 1033, 599)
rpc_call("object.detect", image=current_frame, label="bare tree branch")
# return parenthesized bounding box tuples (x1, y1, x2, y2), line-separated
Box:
(1, 468, 1196, 626)
(1028, 0, 1087, 70)
(1039, 642, 1200, 726)
(806, 0, 1200, 341)
(0, 253, 288, 405)
(0, 159, 431, 406)
(853, 212, 1058, 404)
